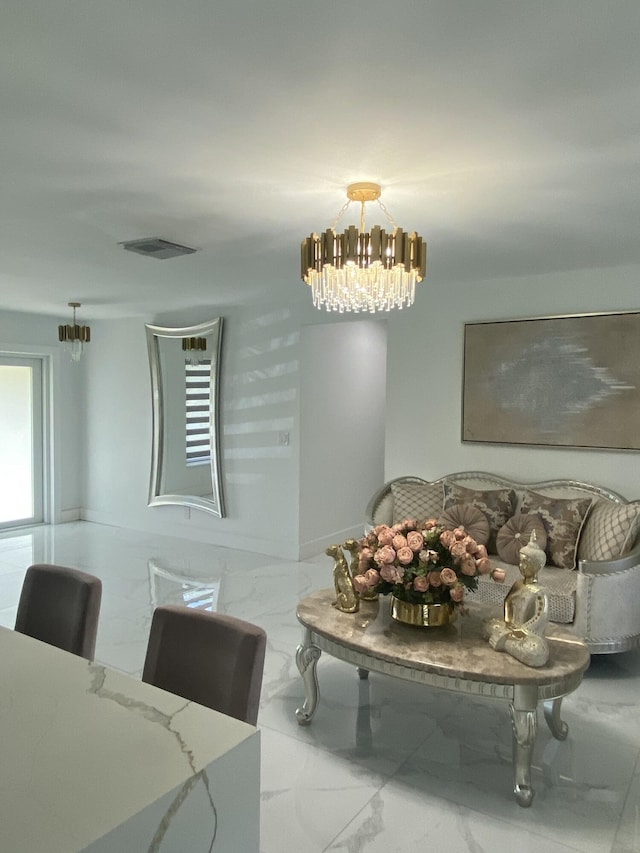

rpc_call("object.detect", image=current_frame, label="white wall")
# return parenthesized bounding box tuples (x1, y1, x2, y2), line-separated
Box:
(82, 305, 302, 558)
(299, 320, 387, 557)
(81, 303, 388, 559)
(385, 263, 640, 498)
(0, 309, 82, 521)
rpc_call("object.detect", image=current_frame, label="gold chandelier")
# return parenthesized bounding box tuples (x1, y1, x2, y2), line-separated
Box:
(58, 302, 91, 362)
(181, 336, 207, 352)
(301, 182, 426, 313)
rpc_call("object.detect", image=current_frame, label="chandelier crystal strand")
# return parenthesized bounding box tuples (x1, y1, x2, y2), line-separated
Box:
(301, 182, 426, 313)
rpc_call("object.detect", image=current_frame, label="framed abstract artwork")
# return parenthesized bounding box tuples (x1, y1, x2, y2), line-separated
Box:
(462, 312, 640, 450)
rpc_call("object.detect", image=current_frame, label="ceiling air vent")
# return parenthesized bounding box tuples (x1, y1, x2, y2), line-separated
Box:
(120, 238, 197, 260)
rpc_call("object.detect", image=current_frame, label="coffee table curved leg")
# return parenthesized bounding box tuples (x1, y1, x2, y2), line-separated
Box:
(543, 698, 568, 740)
(510, 684, 538, 807)
(295, 628, 321, 725)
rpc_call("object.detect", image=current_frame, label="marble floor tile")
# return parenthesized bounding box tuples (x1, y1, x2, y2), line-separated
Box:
(325, 783, 587, 853)
(614, 753, 640, 853)
(396, 709, 636, 853)
(259, 727, 386, 853)
(2, 520, 640, 853)
(0, 568, 26, 609)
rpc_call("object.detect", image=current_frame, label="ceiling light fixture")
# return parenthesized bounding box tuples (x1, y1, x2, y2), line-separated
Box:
(181, 337, 207, 353)
(301, 182, 426, 313)
(58, 302, 91, 362)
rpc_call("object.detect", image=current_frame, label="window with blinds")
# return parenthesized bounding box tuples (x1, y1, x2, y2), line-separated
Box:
(185, 360, 212, 466)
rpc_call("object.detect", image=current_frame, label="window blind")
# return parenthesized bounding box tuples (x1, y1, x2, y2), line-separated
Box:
(185, 360, 212, 465)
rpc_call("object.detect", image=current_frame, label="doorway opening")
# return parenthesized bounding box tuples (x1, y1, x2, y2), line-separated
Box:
(0, 357, 44, 529)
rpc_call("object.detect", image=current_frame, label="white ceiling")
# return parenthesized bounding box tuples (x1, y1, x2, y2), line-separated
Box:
(2, 1, 639, 319)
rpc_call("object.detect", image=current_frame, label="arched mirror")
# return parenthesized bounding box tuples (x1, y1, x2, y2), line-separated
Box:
(145, 318, 225, 517)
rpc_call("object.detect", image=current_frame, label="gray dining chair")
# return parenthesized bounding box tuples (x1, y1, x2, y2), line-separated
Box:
(15, 563, 102, 660)
(142, 605, 267, 726)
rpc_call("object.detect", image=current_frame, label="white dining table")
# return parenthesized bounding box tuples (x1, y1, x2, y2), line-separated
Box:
(0, 625, 260, 853)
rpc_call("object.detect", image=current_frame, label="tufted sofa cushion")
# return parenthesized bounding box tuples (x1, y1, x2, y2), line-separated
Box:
(496, 513, 547, 566)
(443, 483, 516, 552)
(438, 503, 490, 546)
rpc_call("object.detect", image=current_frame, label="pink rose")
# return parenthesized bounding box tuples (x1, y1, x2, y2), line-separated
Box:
(358, 547, 373, 569)
(427, 571, 443, 587)
(406, 530, 425, 552)
(465, 538, 481, 555)
(453, 527, 467, 541)
(450, 542, 467, 559)
(364, 568, 380, 587)
(460, 556, 477, 576)
(439, 530, 456, 549)
(413, 575, 429, 592)
(475, 544, 488, 559)
(397, 546, 415, 565)
(374, 545, 396, 565)
(403, 518, 418, 529)
(377, 528, 394, 546)
(423, 518, 438, 529)
(439, 567, 457, 586)
(450, 584, 465, 603)
(380, 563, 405, 584)
(352, 574, 370, 594)
(476, 557, 492, 575)
(492, 567, 507, 583)
(392, 534, 408, 550)
(392, 523, 406, 532)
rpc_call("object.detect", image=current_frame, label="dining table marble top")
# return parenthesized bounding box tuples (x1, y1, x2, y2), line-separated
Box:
(0, 624, 259, 853)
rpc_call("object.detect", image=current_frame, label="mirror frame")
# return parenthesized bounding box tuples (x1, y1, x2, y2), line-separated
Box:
(145, 317, 225, 517)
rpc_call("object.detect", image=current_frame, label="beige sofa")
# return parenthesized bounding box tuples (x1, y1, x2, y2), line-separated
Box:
(365, 471, 640, 654)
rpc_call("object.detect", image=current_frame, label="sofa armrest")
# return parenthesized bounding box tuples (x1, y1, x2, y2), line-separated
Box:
(574, 542, 640, 652)
(577, 539, 640, 575)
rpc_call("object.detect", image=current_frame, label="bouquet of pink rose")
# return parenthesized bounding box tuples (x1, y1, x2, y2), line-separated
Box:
(352, 517, 501, 608)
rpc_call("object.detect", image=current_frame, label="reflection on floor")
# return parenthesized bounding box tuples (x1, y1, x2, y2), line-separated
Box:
(1, 521, 639, 853)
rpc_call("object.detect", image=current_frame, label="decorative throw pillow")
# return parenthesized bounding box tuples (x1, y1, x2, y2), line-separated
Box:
(577, 500, 640, 562)
(372, 492, 395, 526)
(443, 483, 517, 552)
(390, 481, 444, 524)
(519, 490, 592, 569)
(496, 513, 548, 566)
(438, 503, 490, 547)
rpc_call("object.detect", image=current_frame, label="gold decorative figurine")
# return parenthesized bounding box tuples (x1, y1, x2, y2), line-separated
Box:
(343, 538, 378, 600)
(483, 531, 550, 667)
(326, 543, 359, 613)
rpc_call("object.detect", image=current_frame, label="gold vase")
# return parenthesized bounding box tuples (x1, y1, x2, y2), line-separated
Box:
(390, 596, 456, 627)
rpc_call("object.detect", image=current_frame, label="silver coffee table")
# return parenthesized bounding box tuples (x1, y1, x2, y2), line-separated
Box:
(295, 589, 590, 807)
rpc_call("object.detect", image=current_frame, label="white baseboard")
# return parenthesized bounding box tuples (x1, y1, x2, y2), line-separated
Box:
(58, 508, 81, 523)
(298, 524, 363, 560)
(80, 508, 300, 560)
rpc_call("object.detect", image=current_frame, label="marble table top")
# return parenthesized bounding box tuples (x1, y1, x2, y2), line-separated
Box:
(297, 589, 591, 688)
(0, 625, 258, 853)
